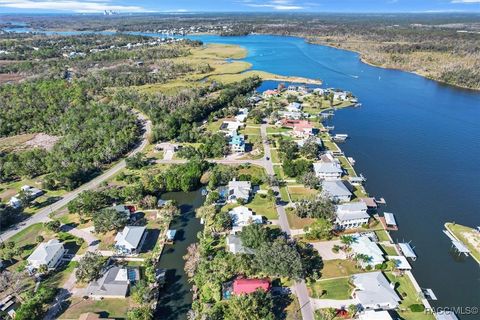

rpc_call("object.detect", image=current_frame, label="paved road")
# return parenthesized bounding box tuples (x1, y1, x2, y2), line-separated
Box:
(260, 123, 315, 320)
(1, 112, 152, 241)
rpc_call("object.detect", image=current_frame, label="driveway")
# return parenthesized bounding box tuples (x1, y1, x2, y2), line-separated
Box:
(310, 297, 357, 310)
(310, 240, 347, 260)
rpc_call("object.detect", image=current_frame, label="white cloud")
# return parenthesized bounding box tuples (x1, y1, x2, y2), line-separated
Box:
(0, 0, 149, 12)
(242, 0, 304, 10)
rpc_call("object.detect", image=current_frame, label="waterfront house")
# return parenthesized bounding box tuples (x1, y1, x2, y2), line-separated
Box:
(226, 234, 255, 255)
(228, 206, 263, 233)
(27, 239, 65, 271)
(350, 235, 385, 268)
(321, 180, 352, 202)
(313, 88, 325, 95)
(387, 256, 412, 271)
(280, 119, 315, 138)
(334, 91, 348, 101)
(227, 180, 252, 203)
(86, 266, 139, 299)
(351, 272, 400, 310)
(114, 226, 147, 255)
(233, 278, 271, 295)
(286, 102, 302, 112)
(279, 111, 303, 120)
(229, 133, 246, 153)
(358, 310, 393, 320)
(313, 160, 343, 181)
(335, 202, 370, 229)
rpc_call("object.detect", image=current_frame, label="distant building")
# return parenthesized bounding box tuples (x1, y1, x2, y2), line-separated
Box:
(351, 272, 400, 310)
(227, 180, 252, 203)
(87, 266, 140, 299)
(27, 239, 65, 271)
(335, 202, 370, 229)
(229, 206, 263, 233)
(286, 102, 302, 112)
(279, 111, 303, 120)
(114, 226, 147, 255)
(321, 180, 352, 202)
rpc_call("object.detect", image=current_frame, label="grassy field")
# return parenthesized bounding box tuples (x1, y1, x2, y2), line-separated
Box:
(288, 185, 319, 201)
(375, 229, 391, 242)
(246, 193, 278, 220)
(308, 277, 352, 299)
(321, 259, 367, 279)
(445, 222, 480, 263)
(384, 272, 435, 320)
(286, 212, 315, 230)
(59, 297, 134, 320)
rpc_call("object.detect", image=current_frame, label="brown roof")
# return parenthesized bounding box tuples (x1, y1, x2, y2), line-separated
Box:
(360, 197, 378, 208)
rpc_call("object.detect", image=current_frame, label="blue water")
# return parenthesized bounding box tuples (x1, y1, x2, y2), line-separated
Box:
(186, 34, 480, 316)
(2, 26, 479, 316)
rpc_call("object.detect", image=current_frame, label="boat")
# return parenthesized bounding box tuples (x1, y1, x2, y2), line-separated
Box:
(333, 134, 348, 142)
(355, 103, 362, 107)
(347, 157, 355, 165)
(325, 125, 335, 131)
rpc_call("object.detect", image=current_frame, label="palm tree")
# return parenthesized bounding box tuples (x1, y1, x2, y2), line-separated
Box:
(355, 253, 372, 269)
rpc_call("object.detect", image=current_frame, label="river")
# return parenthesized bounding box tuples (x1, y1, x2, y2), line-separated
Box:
(155, 190, 205, 320)
(184, 34, 480, 317)
(2, 26, 479, 317)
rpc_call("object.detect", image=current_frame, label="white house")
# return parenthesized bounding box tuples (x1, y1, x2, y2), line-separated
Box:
(228, 206, 263, 233)
(235, 108, 249, 123)
(350, 235, 385, 268)
(313, 161, 343, 180)
(286, 102, 302, 112)
(358, 310, 393, 320)
(335, 202, 370, 229)
(114, 226, 147, 255)
(351, 272, 401, 310)
(27, 239, 65, 270)
(8, 196, 21, 209)
(227, 180, 252, 203)
(321, 180, 352, 202)
(220, 120, 244, 137)
(87, 266, 139, 299)
(333, 91, 348, 101)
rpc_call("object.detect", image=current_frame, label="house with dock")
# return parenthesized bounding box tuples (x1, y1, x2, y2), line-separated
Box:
(350, 234, 385, 268)
(335, 202, 370, 229)
(351, 272, 400, 310)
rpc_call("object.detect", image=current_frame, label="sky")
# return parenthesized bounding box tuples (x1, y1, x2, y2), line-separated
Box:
(0, 0, 479, 13)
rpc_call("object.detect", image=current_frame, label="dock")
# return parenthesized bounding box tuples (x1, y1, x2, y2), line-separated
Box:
(398, 242, 417, 261)
(443, 229, 470, 256)
(379, 212, 398, 231)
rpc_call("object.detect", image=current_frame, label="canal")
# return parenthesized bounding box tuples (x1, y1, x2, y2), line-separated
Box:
(155, 190, 205, 320)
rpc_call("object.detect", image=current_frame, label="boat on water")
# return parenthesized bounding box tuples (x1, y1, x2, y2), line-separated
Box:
(347, 157, 355, 165)
(333, 134, 349, 142)
(355, 103, 362, 107)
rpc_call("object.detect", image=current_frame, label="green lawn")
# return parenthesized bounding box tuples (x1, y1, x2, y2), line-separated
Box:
(380, 244, 399, 256)
(308, 277, 352, 299)
(375, 229, 391, 242)
(273, 165, 285, 179)
(270, 148, 281, 164)
(246, 193, 278, 220)
(384, 272, 435, 320)
(337, 156, 356, 177)
(445, 222, 480, 263)
(59, 297, 133, 319)
(279, 186, 290, 202)
(242, 126, 261, 136)
(288, 185, 319, 201)
(286, 212, 315, 230)
(321, 259, 367, 279)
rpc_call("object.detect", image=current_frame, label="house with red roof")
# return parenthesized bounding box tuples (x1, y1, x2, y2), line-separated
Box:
(233, 278, 271, 295)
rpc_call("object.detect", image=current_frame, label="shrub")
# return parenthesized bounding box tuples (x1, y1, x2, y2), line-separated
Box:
(410, 304, 425, 312)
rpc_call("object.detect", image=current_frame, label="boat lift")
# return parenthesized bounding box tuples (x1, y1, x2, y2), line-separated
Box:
(443, 229, 470, 256)
(398, 242, 417, 261)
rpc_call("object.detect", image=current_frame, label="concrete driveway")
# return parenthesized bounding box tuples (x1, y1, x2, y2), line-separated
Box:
(310, 240, 347, 260)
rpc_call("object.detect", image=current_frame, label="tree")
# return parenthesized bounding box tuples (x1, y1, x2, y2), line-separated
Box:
(225, 290, 274, 320)
(38, 264, 48, 274)
(44, 220, 61, 232)
(184, 243, 201, 278)
(139, 195, 157, 209)
(130, 280, 152, 304)
(300, 136, 322, 159)
(36, 235, 45, 243)
(295, 196, 334, 219)
(298, 171, 321, 189)
(67, 190, 109, 218)
(316, 307, 337, 320)
(126, 153, 149, 170)
(240, 224, 269, 249)
(304, 218, 333, 240)
(93, 208, 128, 233)
(348, 304, 358, 318)
(127, 306, 153, 320)
(255, 237, 303, 279)
(75, 251, 105, 283)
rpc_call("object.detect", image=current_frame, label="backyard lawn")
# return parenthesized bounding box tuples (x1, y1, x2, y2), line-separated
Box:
(286, 212, 315, 230)
(375, 229, 391, 242)
(288, 185, 318, 201)
(379, 244, 398, 256)
(58, 297, 133, 319)
(246, 194, 278, 220)
(321, 259, 367, 279)
(308, 277, 352, 299)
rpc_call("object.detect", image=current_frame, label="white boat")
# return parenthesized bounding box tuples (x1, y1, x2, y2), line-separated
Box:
(333, 134, 348, 142)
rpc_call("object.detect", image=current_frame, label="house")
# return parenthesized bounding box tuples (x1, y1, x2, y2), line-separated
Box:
(263, 89, 278, 97)
(358, 310, 393, 320)
(86, 266, 139, 299)
(335, 202, 370, 229)
(292, 121, 314, 138)
(321, 180, 352, 202)
(110, 205, 133, 220)
(286, 102, 302, 112)
(228, 206, 263, 233)
(350, 235, 385, 268)
(27, 239, 65, 270)
(220, 120, 244, 136)
(235, 108, 249, 123)
(313, 161, 343, 180)
(279, 111, 303, 120)
(21, 185, 43, 198)
(114, 226, 147, 255)
(313, 88, 325, 95)
(296, 137, 323, 149)
(0, 295, 17, 320)
(351, 272, 400, 310)
(8, 196, 21, 209)
(233, 278, 271, 295)
(334, 91, 348, 101)
(229, 133, 246, 153)
(226, 234, 255, 255)
(227, 180, 252, 203)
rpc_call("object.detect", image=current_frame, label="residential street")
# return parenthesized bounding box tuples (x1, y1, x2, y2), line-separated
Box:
(0, 112, 152, 241)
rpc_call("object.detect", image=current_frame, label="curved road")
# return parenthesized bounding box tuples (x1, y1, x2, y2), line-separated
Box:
(0, 111, 152, 241)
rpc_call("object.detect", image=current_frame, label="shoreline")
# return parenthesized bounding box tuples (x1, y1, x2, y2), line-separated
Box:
(444, 222, 480, 265)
